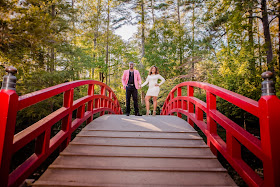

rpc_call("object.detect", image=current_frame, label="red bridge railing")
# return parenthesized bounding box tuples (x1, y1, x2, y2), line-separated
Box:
(0, 67, 122, 187)
(160, 72, 280, 187)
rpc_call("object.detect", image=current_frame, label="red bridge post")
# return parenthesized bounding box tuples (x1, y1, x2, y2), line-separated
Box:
(87, 84, 94, 123)
(0, 67, 19, 187)
(60, 88, 74, 151)
(187, 85, 194, 127)
(206, 91, 218, 156)
(259, 71, 280, 187)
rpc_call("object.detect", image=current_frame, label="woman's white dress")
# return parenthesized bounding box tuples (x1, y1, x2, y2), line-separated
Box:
(141, 74, 165, 97)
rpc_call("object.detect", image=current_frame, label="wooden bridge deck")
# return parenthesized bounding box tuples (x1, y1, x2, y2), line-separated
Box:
(33, 115, 236, 186)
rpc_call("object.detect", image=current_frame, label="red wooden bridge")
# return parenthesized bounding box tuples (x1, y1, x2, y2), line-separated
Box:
(0, 67, 279, 187)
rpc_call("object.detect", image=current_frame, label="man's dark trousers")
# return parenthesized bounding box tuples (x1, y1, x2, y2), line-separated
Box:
(126, 85, 139, 114)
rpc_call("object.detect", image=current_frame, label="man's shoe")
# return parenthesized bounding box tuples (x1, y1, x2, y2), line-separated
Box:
(135, 113, 142, 116)
(126, 113, 130, 116)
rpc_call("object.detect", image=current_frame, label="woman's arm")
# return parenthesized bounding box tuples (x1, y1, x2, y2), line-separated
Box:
(158, 74, 166, 86)
(141, 76, 149, 87)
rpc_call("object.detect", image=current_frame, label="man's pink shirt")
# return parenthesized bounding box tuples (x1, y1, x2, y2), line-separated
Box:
(122, 70, 142, 90)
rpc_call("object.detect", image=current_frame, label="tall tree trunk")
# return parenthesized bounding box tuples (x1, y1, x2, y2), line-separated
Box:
(177, 0, 183, 77)
(177, 0, 182, 64)
(248, 8, 255, 78)
(72, 0, 76, 80)
(50, 4, 55, 72)
(140, 0, 145, 104)
(72, 0, 75, 34)
(226, 25, 230, 56)
(191, 2, 195, 81)
(257, 19, 262, 72)
(177, 0, 180, 25)
(92, 0, 101, 79)
(105, 0, 110, 84)
(99, 72, 104, 82)
(141, 0, 145, 59)
(151, 0, 155, 24)
(261, 0, 273, 71)
(50, 48, 55, 72)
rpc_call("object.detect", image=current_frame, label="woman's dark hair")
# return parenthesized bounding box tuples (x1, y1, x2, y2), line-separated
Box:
(149, 65, 159, 75)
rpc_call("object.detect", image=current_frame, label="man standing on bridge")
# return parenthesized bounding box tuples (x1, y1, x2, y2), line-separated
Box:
(122, 61, 142, 116)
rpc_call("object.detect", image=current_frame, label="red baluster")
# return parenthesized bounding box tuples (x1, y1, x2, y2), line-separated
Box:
(195, 105, 203, 121)
(187, 85, 194, 127)
(227, 133, 241, 159)
(108, 91, 113, 114)
(177, 87, 182, 118)
(87, 84, 94, 124)
(60, 88, 74, 151)
(171, 91, 175, 115)
(100, 86, 106, 116)
(206, 91, 217, 155)
(77, 104, 85, 118)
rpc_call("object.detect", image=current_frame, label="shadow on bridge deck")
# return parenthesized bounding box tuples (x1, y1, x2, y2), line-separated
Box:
(33, 115, 236, 186)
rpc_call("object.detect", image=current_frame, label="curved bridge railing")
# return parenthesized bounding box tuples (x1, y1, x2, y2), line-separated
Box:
(0, 68, 122, 187)
(160, 74, 280, 187)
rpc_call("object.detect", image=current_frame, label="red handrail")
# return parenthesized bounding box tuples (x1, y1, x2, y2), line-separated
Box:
(0, 80, 122, 187)
(161, 81, 280, 187)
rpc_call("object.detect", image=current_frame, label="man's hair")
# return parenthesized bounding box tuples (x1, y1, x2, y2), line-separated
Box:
(129, 61, 134, 64)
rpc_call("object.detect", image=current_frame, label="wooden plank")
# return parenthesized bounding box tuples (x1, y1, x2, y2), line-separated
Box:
(60, 152, 217, 159)
(52, 155, 225, 169)
(62, 144, 214, 157)
(84, 130, 197, 133)
(69, 142, 208, 148)
(33, 115, 236, 186)
(77, 131, 202, 139)
(49, 164, 227, 172)
(34, 169, 236, 186)
(83, 115, 195, 132)
(71, 137, 206, 147)
(34, 180, 237, 187)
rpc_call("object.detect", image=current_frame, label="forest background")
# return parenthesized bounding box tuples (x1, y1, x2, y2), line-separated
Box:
(0, 0, 279, 185)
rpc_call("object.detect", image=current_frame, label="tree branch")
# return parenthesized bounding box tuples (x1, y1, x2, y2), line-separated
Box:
(269, 16, 278, 25)
(212, 32, 227, 45)
(247, 16, 263, 21)
(252, 10, 262, 14)
(267, 10, 279, 16)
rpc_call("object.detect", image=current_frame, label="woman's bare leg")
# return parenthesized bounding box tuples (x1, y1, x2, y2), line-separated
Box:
(145, 96, 151, 115)
(153, 96, 157, 115)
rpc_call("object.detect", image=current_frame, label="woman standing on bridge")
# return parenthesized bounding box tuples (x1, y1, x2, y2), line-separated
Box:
(141, 65, 165, 116)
